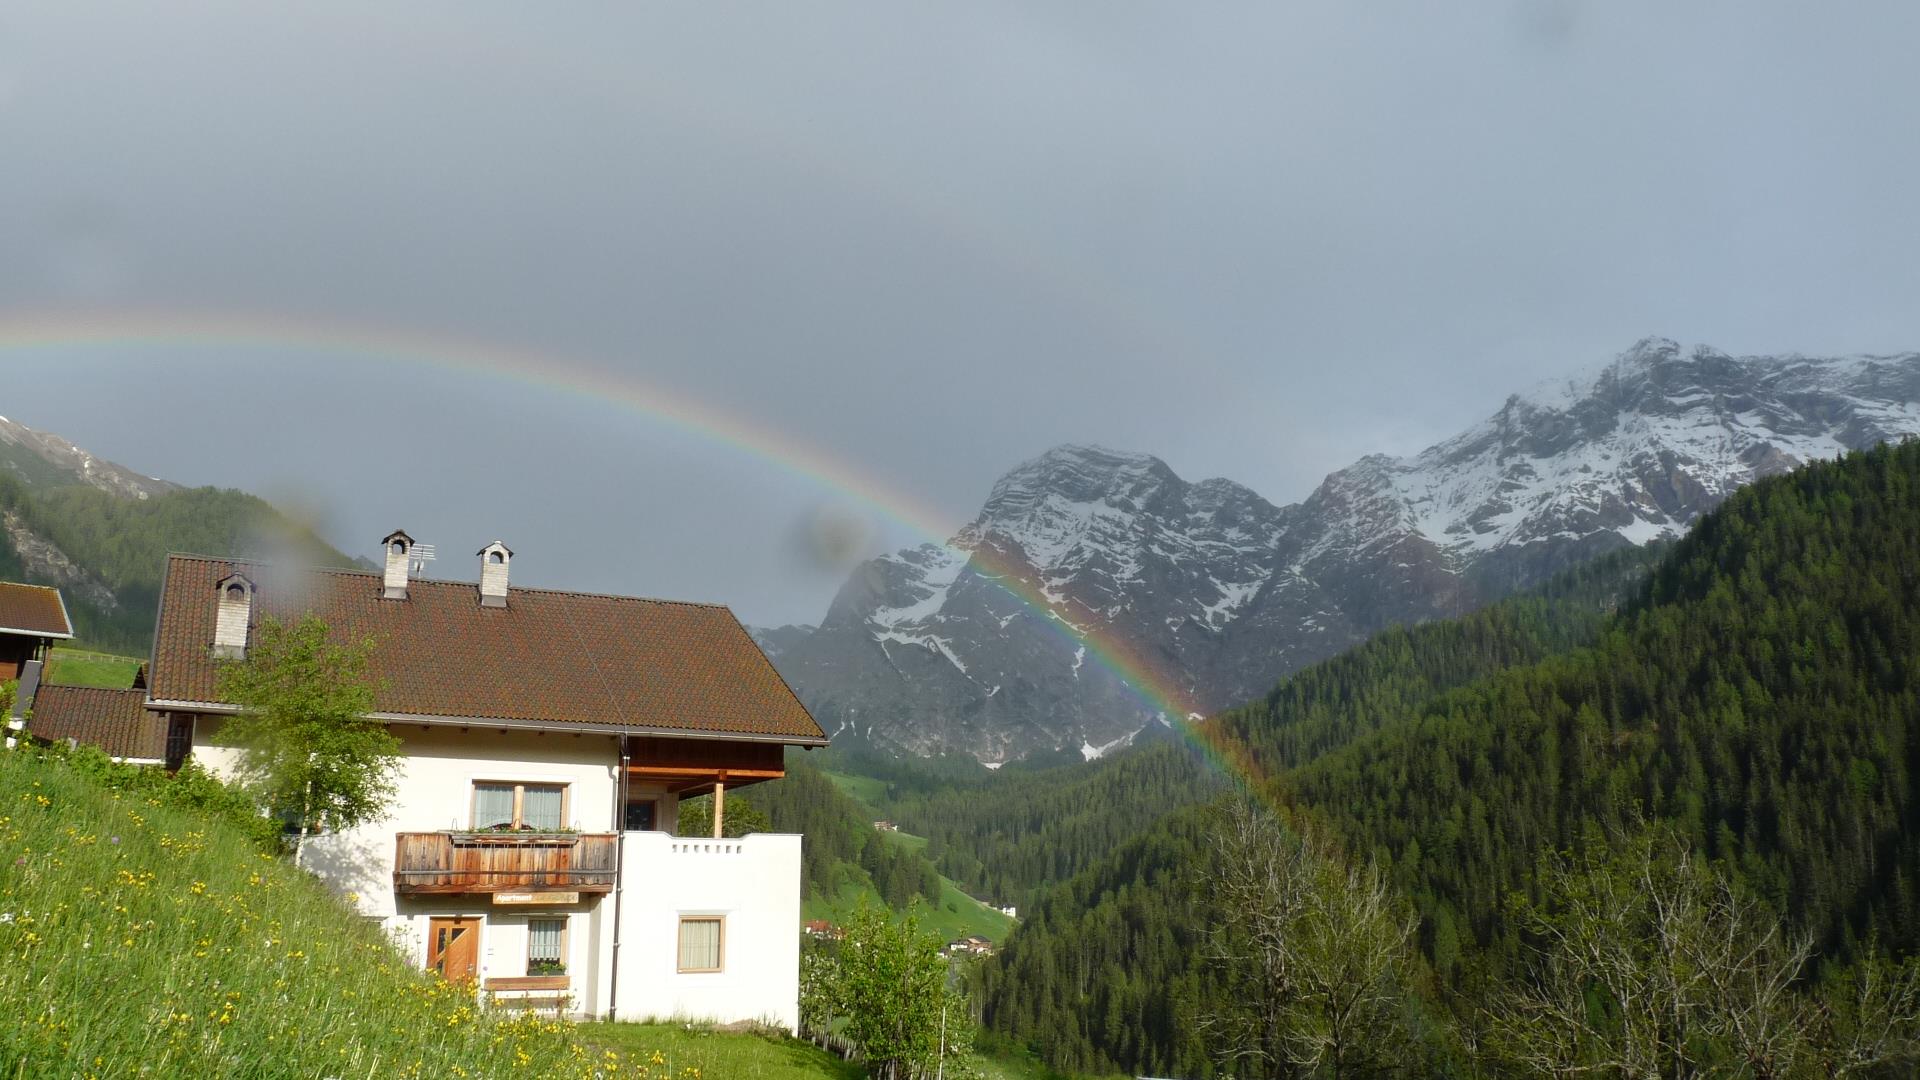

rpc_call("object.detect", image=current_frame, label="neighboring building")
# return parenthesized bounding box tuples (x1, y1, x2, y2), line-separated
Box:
(802, 919, 843, 940)
(27, 685, 166, 764)
(138, 533, 829, 1029)
(0, 581, 71, 682)
(943, 936, 994, 958)
(1, 581, 72, 749)
(873, 820, 900, 832)
(994, 904, 1017, 919)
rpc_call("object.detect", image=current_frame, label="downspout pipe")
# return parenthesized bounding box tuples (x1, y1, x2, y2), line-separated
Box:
(608, 734, 630, 1020)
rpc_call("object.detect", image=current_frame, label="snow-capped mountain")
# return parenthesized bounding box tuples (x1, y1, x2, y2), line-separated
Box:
(769, 340, 1920, 760)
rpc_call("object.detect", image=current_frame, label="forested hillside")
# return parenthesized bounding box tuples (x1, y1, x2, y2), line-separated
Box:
(875, 544, 1659, 913)
(0, 472, 359, 651)
(1296, 438, 1920, 981)
(981, 442, 1920, 1077)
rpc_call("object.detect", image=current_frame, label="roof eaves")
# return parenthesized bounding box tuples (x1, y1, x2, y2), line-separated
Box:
(0, 625, 74, 640)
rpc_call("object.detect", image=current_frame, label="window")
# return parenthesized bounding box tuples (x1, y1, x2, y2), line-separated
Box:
(623, 798, 657, 832)
(527, 918, 566, 976)
(677, 916, 723, 973)
(471, 782, 568, 831)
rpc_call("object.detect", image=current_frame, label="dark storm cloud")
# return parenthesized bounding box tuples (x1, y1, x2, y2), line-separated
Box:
(3, 1, 1917, 624)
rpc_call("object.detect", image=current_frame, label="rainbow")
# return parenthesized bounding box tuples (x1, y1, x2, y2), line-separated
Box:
(0, 309, 1267, 787)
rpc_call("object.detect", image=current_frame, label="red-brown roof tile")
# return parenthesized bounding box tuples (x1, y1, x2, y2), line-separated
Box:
(148, 555, 827, 742)
(0, 582, 73, 639)
(28, 686, 165, 761)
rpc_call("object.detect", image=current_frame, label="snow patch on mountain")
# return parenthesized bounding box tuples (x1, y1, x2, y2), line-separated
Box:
(767, 340, 1920, 761)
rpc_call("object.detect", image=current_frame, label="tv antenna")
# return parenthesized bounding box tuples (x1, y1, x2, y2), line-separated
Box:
(409, 543, 437, 576)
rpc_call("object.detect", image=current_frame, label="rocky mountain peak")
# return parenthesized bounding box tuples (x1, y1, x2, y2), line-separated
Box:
(978, 445, 1176, 510)
(766, 340, 1920, 762)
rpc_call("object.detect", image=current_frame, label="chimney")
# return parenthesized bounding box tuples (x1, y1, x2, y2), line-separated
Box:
(382, 530, 414, 600)
(213, 574, 253, 659)
(478, 541, 512, 608)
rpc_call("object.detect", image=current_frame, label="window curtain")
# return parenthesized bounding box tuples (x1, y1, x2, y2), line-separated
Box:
(528, 919, 563, 964)
(521, 785, 564, 831)
(678, 918, 721, 971)
(473, 783, 515, 830)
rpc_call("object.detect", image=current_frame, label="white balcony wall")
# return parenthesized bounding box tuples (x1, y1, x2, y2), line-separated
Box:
(611, 832, 803, 1033)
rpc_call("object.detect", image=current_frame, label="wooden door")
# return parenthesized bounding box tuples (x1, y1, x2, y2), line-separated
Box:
(428, 917, 479, 982)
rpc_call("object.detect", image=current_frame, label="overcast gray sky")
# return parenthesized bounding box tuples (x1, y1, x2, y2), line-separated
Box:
(3, 1, 1917, 625)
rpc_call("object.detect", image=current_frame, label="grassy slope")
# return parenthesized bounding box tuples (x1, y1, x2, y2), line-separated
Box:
(816, 770, 1015, 943)
(579, 1024, 861, 1079)
(41, 648, 143, 690)
(0, 748, 849, 1079)
(821, 769, 888, 809)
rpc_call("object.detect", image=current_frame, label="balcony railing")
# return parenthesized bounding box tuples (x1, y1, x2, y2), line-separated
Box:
(393, 831, 618, 894)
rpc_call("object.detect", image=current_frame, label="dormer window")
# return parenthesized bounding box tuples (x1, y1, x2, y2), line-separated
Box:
(213, 574, 254, 659)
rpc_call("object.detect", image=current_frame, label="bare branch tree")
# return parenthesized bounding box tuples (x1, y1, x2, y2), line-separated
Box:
(1484, 824, 1916, 1080)
(1199, 799, 1416, 1079)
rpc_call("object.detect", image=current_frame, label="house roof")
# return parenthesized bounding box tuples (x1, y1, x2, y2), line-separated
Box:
(0, 582, 73, 639)
(148, 554, 827, 743)
(29, 686, 165, 761)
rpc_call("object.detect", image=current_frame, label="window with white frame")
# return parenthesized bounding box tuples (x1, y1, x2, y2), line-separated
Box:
(677, 916, 723, 973)
(471, 781, 567, 831)
(527, 917, 566, 975)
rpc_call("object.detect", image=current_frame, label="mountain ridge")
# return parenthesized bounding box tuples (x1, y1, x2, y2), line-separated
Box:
(767, 339, 1920, 760)
(0, 415, 364, 651)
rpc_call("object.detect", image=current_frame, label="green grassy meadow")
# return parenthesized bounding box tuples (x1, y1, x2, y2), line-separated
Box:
(580, 1023, 863, 1080)
(41, 648, 144, 690)
(819, 769, 888, 808)
(0, 746, 858, 1079)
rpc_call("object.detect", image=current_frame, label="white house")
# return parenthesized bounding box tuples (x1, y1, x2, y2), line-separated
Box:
(136, 532, 828, 1030)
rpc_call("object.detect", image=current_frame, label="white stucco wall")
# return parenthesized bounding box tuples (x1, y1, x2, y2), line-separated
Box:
(197, 721, 628, 1012)
(196, 722, 624, 916)
(611, 832, 803, 1033)
(190, 722, 801, 1026)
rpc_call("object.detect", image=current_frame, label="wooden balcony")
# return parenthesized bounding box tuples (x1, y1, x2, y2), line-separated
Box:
(392, 831, 618, 895)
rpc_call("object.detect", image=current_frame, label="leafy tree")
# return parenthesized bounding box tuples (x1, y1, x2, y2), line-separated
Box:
(808, 900, 974, 1080)
(213, 614, 398, 856)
